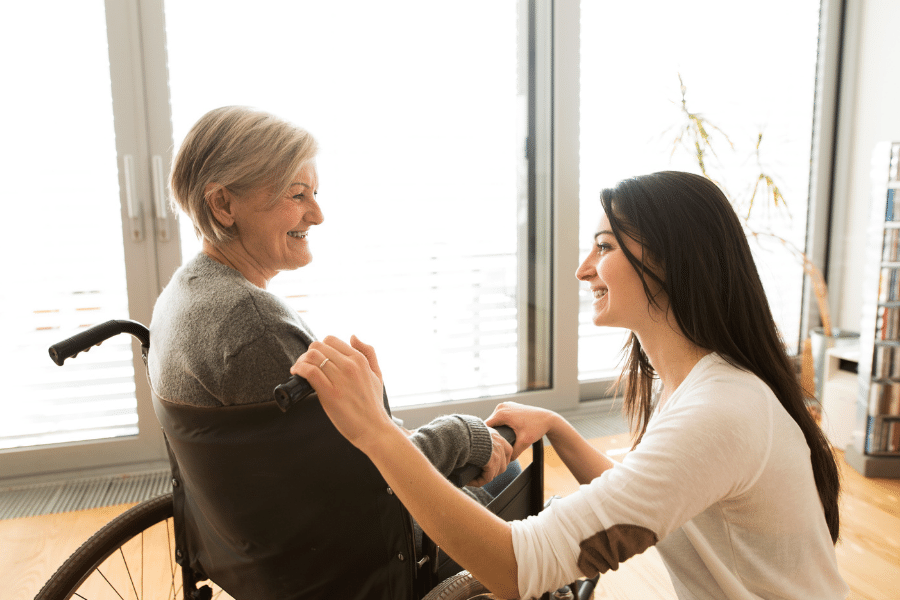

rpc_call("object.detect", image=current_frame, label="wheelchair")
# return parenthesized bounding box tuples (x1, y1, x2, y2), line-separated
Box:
(35, 319, 558, 600)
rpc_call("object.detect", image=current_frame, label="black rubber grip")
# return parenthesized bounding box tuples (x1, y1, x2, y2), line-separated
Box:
(272, 375, 316, 412)
(448, 425, 516, 487)
(48, 319, 150, 366)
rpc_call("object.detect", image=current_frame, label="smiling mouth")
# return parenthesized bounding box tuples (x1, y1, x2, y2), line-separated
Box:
(593, 289, 607, 299)
(287, 231, 308, 239)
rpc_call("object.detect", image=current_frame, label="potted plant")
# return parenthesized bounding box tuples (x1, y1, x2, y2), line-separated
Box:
(669, 76, 856, 407)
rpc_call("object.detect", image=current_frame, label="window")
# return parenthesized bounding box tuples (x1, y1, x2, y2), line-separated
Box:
(164, 0, 542, 407)
(578, 0, 824, 384)
(1, 2, 136, 450)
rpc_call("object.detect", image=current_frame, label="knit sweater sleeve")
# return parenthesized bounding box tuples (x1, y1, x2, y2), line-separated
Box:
(408, 415, 494, 476)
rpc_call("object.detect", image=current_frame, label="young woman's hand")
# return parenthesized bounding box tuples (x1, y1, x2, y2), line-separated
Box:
(296, 338, 522, 599)
(290, 335, 393, 452)
(486, 401, 560, 460)
(347, 335, 383, 382)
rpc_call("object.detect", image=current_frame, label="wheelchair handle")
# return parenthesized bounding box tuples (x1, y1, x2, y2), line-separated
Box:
(448, 424, 516, 487)
(272, 375, 316, 411)
(48, 319, 150, 366)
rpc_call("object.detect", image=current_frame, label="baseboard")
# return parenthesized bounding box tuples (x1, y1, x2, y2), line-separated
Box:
(843, 444, 900, 479)
(0, 468, 171, 520)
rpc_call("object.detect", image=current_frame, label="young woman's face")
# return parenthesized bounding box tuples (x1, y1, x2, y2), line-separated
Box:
(576, 213, 662, 331)
(230, 163, 322, 277)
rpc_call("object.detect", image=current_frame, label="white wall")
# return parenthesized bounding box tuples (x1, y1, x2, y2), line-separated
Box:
(834, 0, 900, 332)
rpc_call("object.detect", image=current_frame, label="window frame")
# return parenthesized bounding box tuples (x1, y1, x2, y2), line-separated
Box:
(807, 0, 847, 339)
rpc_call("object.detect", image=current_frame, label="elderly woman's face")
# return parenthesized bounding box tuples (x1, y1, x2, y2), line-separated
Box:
(230, 164, 322, 277)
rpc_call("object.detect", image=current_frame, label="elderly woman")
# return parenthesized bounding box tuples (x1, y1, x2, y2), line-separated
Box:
(149, 105, 512, 497)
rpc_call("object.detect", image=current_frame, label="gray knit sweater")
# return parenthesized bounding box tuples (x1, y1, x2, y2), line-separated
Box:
(148, 253, 493, 484)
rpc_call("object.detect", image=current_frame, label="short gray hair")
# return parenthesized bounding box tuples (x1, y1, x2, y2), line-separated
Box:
(170, 106, 318, 244)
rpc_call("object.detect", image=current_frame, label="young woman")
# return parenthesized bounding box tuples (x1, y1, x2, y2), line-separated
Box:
(293, 171, 848, 599)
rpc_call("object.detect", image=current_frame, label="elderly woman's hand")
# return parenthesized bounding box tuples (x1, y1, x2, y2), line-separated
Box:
(468, 427, 514, 488)
(291, 335, 393, 451)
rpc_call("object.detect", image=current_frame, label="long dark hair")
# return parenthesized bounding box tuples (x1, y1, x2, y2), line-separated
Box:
(600, 171, 840, 543)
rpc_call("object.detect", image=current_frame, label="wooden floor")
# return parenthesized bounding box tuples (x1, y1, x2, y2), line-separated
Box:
(3, 434, 899, 599)
(540, 433, 900, 600)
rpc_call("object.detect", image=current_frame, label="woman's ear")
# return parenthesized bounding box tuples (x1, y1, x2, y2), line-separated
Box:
(205, 184, 235, 228)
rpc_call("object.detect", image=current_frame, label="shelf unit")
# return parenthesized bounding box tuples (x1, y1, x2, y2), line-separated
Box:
(846, 141, 900, 478)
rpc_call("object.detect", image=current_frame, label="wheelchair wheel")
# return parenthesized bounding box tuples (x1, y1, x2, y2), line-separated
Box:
(423, 571, 492, 600)
(34, 493, 233, 600)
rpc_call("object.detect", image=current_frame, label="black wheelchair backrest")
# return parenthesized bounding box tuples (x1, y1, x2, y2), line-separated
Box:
(152, 391, 417, 600)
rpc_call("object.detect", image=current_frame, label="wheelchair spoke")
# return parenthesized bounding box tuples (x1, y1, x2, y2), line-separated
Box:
(96, 568, 128, 600)
(165, 517, 178, 600)
(77, 515, 183, 599)
(117, 545, 141, 600)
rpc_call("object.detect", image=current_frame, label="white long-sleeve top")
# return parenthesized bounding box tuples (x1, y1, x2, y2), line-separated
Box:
(511, 353, 848, 600)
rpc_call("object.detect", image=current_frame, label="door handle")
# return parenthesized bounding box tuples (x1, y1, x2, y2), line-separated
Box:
(151, 155, 172, 242)
(123, 154, 143, 241)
